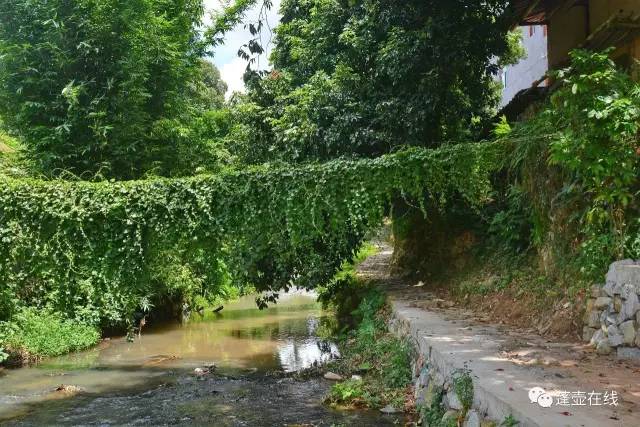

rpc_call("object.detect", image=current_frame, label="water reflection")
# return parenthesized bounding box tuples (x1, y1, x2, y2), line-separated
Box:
(278, 338, 340, 373)
(276, 316, 340, 372)
(0, 291, 340, 421)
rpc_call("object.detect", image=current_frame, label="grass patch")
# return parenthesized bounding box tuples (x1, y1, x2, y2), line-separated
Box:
(445, 249, 564, 310)
(501, 414, 520, 426)
(319, 241, 411, 410)
(332, 242, 379, 282)
(452, 369, 474, 411)
(416, 371, 473, 427)
(324, 286, 412, 410)
(0, 308, 100, 365)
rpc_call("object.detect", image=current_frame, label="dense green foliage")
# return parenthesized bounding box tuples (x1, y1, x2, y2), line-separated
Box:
(419, 389, 451, 427)
(6, 0, 633, 366)
(0, 308, 99, 363)
(317, 242, 378, 321)
(228, 0, 519, 164)
(0, 142, 501, 326)
(197, 60, 229, 110)
(547, 50, 640, 276)
(0, 0, 522, 362)
(0, 0, 227, 179)
(496, 49, 640, 281)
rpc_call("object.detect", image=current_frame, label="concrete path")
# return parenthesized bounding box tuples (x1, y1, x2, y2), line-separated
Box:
(358, 242, 639, 427)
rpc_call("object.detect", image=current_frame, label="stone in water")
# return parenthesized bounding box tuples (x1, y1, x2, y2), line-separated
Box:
(323, 372, 343, 381)
(380, 404, 402, 414)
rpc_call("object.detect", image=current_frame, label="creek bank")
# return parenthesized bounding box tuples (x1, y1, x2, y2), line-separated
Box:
(0, 309, 101, 368)
(320, 288, 415, 417)
(316, 244, 416, 417)
(0, 294, 242, 369)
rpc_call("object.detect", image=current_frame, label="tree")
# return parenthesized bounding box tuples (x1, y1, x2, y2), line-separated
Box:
(195, 59, 228, 110)
(228, 0, 519, 164)
(0, 0, 212, 179)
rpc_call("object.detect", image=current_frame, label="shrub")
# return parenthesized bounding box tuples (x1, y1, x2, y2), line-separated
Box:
(1, 308, 100, 363)
(548, 49, 640, 277)
(317, 243, 379, 322)
(488, 185, 533, 253)
(498, 49, 640, 282)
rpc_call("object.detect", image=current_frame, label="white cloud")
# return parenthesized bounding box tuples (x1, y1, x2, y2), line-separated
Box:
(219, 57, 248, 98)
(203, 0, 282, 98)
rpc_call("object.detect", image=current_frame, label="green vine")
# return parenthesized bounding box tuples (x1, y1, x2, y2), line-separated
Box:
(0, 142, 501, 326)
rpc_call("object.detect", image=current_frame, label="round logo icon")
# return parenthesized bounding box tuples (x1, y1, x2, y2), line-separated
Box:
(537, 393, 554, 408)
(528, 387, 546, 404)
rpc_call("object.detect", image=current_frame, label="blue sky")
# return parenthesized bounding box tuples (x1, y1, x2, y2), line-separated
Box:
(204, 0, 282, 97)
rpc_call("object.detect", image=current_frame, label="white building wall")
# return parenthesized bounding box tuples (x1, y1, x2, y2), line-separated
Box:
(498, 26, 549, 107)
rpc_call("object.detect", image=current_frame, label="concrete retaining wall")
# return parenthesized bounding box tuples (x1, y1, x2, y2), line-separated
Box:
(387, 298, 620, 426)
(388, 304, 524, 427)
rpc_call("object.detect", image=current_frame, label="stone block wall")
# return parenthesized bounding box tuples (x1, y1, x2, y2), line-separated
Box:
(410, 357, 491, 427)
(582, 260, 640, 359)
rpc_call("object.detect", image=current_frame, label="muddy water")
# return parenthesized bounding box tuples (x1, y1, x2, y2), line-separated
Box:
(0, 292, 401, 426)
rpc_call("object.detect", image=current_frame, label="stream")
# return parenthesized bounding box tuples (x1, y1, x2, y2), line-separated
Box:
(0, 292, 402, 426)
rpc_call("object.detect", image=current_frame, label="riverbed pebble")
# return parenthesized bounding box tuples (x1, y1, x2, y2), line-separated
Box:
(323, 372, 343, 381)
(54, 384, 83, 394)
(379, 404, 402, 414)
(194, 367, 209, 376)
